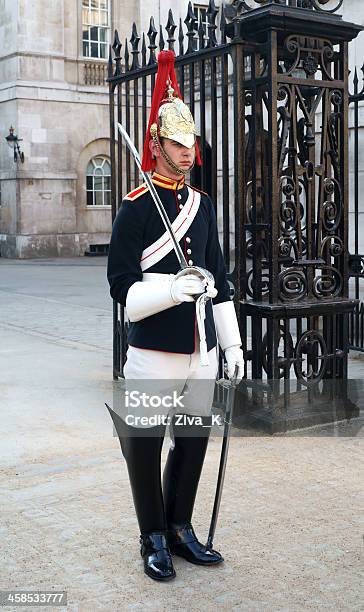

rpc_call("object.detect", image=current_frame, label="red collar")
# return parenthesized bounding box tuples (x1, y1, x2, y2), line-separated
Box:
(151, 172, 185, 191)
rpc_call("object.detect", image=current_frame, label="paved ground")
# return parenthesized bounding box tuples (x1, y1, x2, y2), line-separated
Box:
(0, 258, 363, 612)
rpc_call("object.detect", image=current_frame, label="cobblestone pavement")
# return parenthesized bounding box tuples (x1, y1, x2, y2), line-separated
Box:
(0, 258, 363, 612)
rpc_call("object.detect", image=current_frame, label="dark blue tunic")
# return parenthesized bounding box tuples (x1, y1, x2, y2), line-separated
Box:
(107, 177, 230, 354)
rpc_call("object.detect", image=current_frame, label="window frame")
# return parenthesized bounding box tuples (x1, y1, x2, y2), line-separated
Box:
(193, 3, 210, 41)
(82, 0, 111, 60)
(86, 156, 111, 208)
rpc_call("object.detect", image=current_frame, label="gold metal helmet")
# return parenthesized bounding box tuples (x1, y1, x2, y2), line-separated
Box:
(148, 82, 198, 175)
(141, 50, 202, 174)
(157, 85, 198, 149)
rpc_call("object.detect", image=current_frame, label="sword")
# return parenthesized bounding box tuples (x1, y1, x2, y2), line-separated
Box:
(117, 122, 189, 269)
(206, 364, 239, 550)
(117, 122, 216, 366)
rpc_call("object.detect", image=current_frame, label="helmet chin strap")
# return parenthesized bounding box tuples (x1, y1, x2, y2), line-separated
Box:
(151, 130, 194, 176)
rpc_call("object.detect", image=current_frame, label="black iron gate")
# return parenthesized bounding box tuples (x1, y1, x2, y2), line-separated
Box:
(348, 68, 364, 351)
(107, 0, 245, 379)
(107, 0, 362, 425)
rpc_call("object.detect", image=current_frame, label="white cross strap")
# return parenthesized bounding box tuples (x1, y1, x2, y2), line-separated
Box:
(140, 187, 201, 271)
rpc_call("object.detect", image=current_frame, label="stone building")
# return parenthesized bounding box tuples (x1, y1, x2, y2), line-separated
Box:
(0, 0, 363, 258)
(0, 0, 202, 257)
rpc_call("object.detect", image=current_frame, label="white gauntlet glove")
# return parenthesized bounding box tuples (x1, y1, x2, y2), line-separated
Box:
(171, 273, 217, 303)
(126, 271, 217, 323)
(171, 274, 207, 303)
(224, 346, 244, 381)
(213, 301, 244, 381)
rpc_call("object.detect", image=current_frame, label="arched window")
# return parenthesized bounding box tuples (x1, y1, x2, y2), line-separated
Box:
(82, 0, 111, 59)
(86, 156, 111, 206)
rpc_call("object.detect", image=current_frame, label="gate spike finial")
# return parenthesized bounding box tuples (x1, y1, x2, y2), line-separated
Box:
(198, 14, 205, 50)
(353, 67, 359, 93)
(220, 1, 227, 44)
(184, 1, 197, 55)
(112, 30, 122, 76)
(124, 38, 129, 72)
(360, 63, 364, 95)
(141, 33, 146, 67)
(166, 9, 177, 52)
(159, 24, 165, 52)
(130, 22, 141, 70)
(207, 0, 218, 48)
(178, 18, 184, 56)
(147, 16, 157, 65)
(107, 44, 113, 79)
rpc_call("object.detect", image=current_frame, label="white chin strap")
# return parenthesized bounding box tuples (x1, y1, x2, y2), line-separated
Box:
(157, 136, 194, 176)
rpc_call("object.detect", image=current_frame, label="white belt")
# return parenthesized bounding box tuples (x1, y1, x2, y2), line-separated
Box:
(142, 272, 209, 366)
(143, 273, 174, 283)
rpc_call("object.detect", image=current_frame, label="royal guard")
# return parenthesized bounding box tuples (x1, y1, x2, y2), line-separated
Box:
(107, 50, 244, 582)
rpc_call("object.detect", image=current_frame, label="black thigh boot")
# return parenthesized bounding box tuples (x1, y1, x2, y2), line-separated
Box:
(162, 414, 223, 565)
(106, 406, 176, 581)
(115, 416, 166, 534)
(163, 414, 211, 526)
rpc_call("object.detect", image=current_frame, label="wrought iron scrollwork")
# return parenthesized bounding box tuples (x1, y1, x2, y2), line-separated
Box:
(246, 267, 270, 299)
(294, 330, 328, 384)
(278, 268, 307, 301)
(228, 0, 343, 15)
(278, 237, 299, 262)
(312, 266, 342, 298)
(310, 0, 343, 13)
(322, 178, 342, 233)
(284, 35, 335, 80)
(262, 325, 295, 378)
(320, 235, 344, 260)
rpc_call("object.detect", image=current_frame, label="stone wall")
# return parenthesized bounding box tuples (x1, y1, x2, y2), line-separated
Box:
(0, 0, 363, 258)
(0, 0, 121, 257)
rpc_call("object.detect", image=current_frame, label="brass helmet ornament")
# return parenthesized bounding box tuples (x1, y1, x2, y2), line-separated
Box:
(141, 50, 202, 175)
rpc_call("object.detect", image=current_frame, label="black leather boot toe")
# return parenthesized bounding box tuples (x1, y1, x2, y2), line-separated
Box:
(167, 523, 224, 566)
(140, 532, 176, 581)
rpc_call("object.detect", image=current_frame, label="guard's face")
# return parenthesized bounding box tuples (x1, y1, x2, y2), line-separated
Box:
(163, 138, 196, 170)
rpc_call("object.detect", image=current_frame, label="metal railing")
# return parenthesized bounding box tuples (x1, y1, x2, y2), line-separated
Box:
(107, 0, 361, 404)
(348, 66, 364, 350)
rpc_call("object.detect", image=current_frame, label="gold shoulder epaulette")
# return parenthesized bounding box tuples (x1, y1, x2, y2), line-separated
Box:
(124, 183, 148, 201)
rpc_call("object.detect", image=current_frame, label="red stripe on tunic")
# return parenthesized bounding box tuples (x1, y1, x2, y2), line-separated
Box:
(126, 185, 147, 199)
(141, 191, 196, 262)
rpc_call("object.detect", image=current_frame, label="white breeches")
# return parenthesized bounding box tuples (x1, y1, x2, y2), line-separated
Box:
(124, 345, 218, 380)
(113, 345, 219, 427)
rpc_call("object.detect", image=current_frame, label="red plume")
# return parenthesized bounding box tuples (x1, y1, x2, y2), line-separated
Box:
(141, 50, 202, 172)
